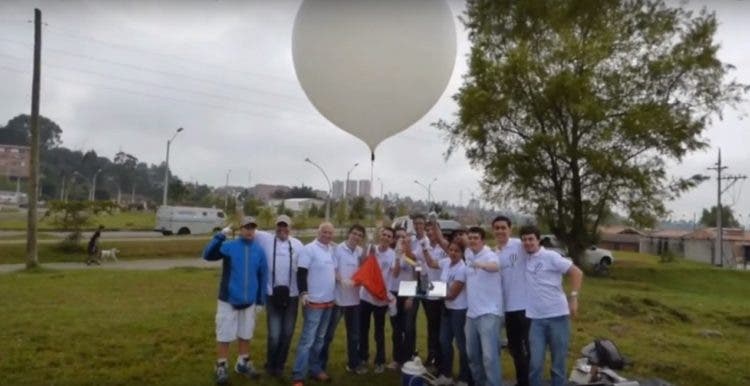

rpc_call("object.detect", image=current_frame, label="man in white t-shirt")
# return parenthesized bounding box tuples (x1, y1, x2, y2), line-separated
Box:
(519, 225, 583, 386)
(493, 215, 529, 386)
(464, 226, 503, 386)
(291, 222, 337, 386)
(254, 215, 305, 378)
(358, 226, 396, 374)
(320, 224, 366, 374)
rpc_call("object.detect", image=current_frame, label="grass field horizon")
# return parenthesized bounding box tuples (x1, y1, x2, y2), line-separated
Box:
(0, 252, 748, 385)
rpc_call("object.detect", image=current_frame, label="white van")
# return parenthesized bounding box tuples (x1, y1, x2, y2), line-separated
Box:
(155, 205, 226, 236)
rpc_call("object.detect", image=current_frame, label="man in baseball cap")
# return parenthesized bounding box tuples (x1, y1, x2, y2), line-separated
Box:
(252, 213, 306, 378)
(203, 215, 267, 384)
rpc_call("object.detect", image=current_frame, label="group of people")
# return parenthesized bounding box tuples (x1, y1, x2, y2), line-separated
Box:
(202, 213, 583, 386)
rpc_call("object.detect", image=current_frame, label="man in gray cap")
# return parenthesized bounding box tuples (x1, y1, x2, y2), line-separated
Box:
(253, 214, 305, 378)
(203, 216, 268, 385)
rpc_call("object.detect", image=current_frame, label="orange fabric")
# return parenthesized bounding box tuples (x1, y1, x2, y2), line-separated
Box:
(351, 253, 388, 302)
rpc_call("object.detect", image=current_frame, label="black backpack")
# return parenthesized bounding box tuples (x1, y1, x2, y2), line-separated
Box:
(593, 339, 627, 370)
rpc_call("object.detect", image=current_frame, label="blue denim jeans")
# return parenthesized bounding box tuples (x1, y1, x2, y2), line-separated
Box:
(529, 315, 570, 386)
(265, 296, 299, 373)
(292, 306, 333, 380)
(439, 307, 471, 383)
(320, 305, 360, 370)
(465, 313, 502, 386)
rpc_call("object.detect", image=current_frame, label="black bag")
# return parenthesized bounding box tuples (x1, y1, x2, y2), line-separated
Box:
(594, 339, 626, 370)
(268, 238, 294, 309)
(270, 285, 290, 308)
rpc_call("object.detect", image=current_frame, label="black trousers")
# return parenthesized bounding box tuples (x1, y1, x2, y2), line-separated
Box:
(422, 298, 444, 366)
(505, 309, 531, 386)
(359, 300, 388, 365)
(390, 292, 419, 364)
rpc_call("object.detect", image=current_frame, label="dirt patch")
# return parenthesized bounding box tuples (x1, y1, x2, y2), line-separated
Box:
(598, 295, 692, 324)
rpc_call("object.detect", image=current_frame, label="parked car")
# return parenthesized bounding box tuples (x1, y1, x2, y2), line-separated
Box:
(391, 215, 465, 239)
(155, 205, 226, 236)
(540, 234, 614, 271)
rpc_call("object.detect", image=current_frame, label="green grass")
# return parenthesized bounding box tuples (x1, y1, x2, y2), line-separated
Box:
(0, 253, 749, 385)
(0, 210, 156, 231)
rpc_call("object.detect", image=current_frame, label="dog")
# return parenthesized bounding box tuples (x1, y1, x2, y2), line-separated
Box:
(100, 248, 119, 262)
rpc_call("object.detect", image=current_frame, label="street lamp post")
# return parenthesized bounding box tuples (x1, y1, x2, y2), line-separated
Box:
(344, 162, 359, 200)
(305, 157, 332, 221)
(377, 177, 384, 200)
(224, 169, 232, 211)
(162, 127, 184, 206)
(414, 178, 437, 208)
(89, 168, 102, 201)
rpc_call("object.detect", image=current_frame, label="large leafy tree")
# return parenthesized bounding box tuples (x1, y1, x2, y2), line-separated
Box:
(439, 0, 746, 264)
(699, 205, 740, 228)
(0, 114, 62, 150)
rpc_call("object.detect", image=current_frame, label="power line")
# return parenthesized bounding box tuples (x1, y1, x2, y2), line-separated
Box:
(0, 37, 307, 104)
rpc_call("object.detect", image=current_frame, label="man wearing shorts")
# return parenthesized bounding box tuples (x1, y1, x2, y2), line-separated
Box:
(203, 216, 269, 384)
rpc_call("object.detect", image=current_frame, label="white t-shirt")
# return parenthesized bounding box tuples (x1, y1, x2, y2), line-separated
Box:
(255, 231, 304, 297)
(298, 240, 337, 303)
(360, 247, 395, 306)
(524, 247, 573, 319)
(464, 245, 504, 318)
(440, 259, 468, 310)
(334, 242, 363, 307)
(497, 238, 527, 312)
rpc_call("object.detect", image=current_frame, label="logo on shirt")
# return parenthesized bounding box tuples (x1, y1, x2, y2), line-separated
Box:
(531, 262, 543, 274)
(509, 253, 518, 267)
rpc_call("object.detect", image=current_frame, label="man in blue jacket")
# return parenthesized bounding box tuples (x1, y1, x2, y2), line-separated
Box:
(203, 216, 269, 385)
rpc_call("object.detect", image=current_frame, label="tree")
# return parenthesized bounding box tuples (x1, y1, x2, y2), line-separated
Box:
(350, 196, 367, 220)
(257, 206, 276, 229)
(438, 0, 745, 264)
(0, 114, 62, 150)
(700, 206, 740, 228)
(243, 197, 264, 216)
(44, 200, 117, 252)
(288, 185, 318, 199)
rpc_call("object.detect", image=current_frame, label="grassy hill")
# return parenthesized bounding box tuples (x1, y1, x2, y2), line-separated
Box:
(0, 252, 748, 385)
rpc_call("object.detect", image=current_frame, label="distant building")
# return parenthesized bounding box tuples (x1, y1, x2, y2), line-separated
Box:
(268, 198, 326, 213)
(598, 225, 644, 252)
(639, 227, 750, 266)
(332, 180, 344, 199)
(346, 180, 358, 197)
(249, 184, 289, 201)
(0, 144, 30, 178)
(358, 179, 371, 198)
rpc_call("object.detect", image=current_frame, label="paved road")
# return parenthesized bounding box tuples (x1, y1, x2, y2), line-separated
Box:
(0, 258, 220, 274)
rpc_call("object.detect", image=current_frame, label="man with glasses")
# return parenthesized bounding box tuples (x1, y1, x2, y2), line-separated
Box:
(519, 225, 583, 386)
(253, 215, 305, 378)
(203, 216, 268, 385)
(493, 215, 530, 386)
(463, 226, 503, 386)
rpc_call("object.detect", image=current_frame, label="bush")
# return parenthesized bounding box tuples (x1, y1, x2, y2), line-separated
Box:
(659, 250, 679, 263)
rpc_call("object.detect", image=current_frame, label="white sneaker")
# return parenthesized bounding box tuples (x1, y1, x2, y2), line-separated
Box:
(434, 375, 453, 385)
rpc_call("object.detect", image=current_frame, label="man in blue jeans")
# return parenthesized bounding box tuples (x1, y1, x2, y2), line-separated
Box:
(519, 225, 583, 386)
(292, 222, 337, 386)
(320, 224, 366, 373)
(254, 215, 305, 378)
(463, 226, 503, 386)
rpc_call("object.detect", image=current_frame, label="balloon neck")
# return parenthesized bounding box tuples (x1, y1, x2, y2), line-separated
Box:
(371, 152, 375, 162)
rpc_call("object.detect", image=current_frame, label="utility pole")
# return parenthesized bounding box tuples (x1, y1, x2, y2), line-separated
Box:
(26, 8, 42, 269)
(224, 169, 231, 210)
(708, 148, 747, 267)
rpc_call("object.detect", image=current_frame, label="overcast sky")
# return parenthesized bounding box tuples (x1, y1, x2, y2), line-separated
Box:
(0, 0, 748, 225)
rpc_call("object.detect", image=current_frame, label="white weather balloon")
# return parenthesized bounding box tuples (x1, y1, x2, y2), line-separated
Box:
(292, 0, 457, 156)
